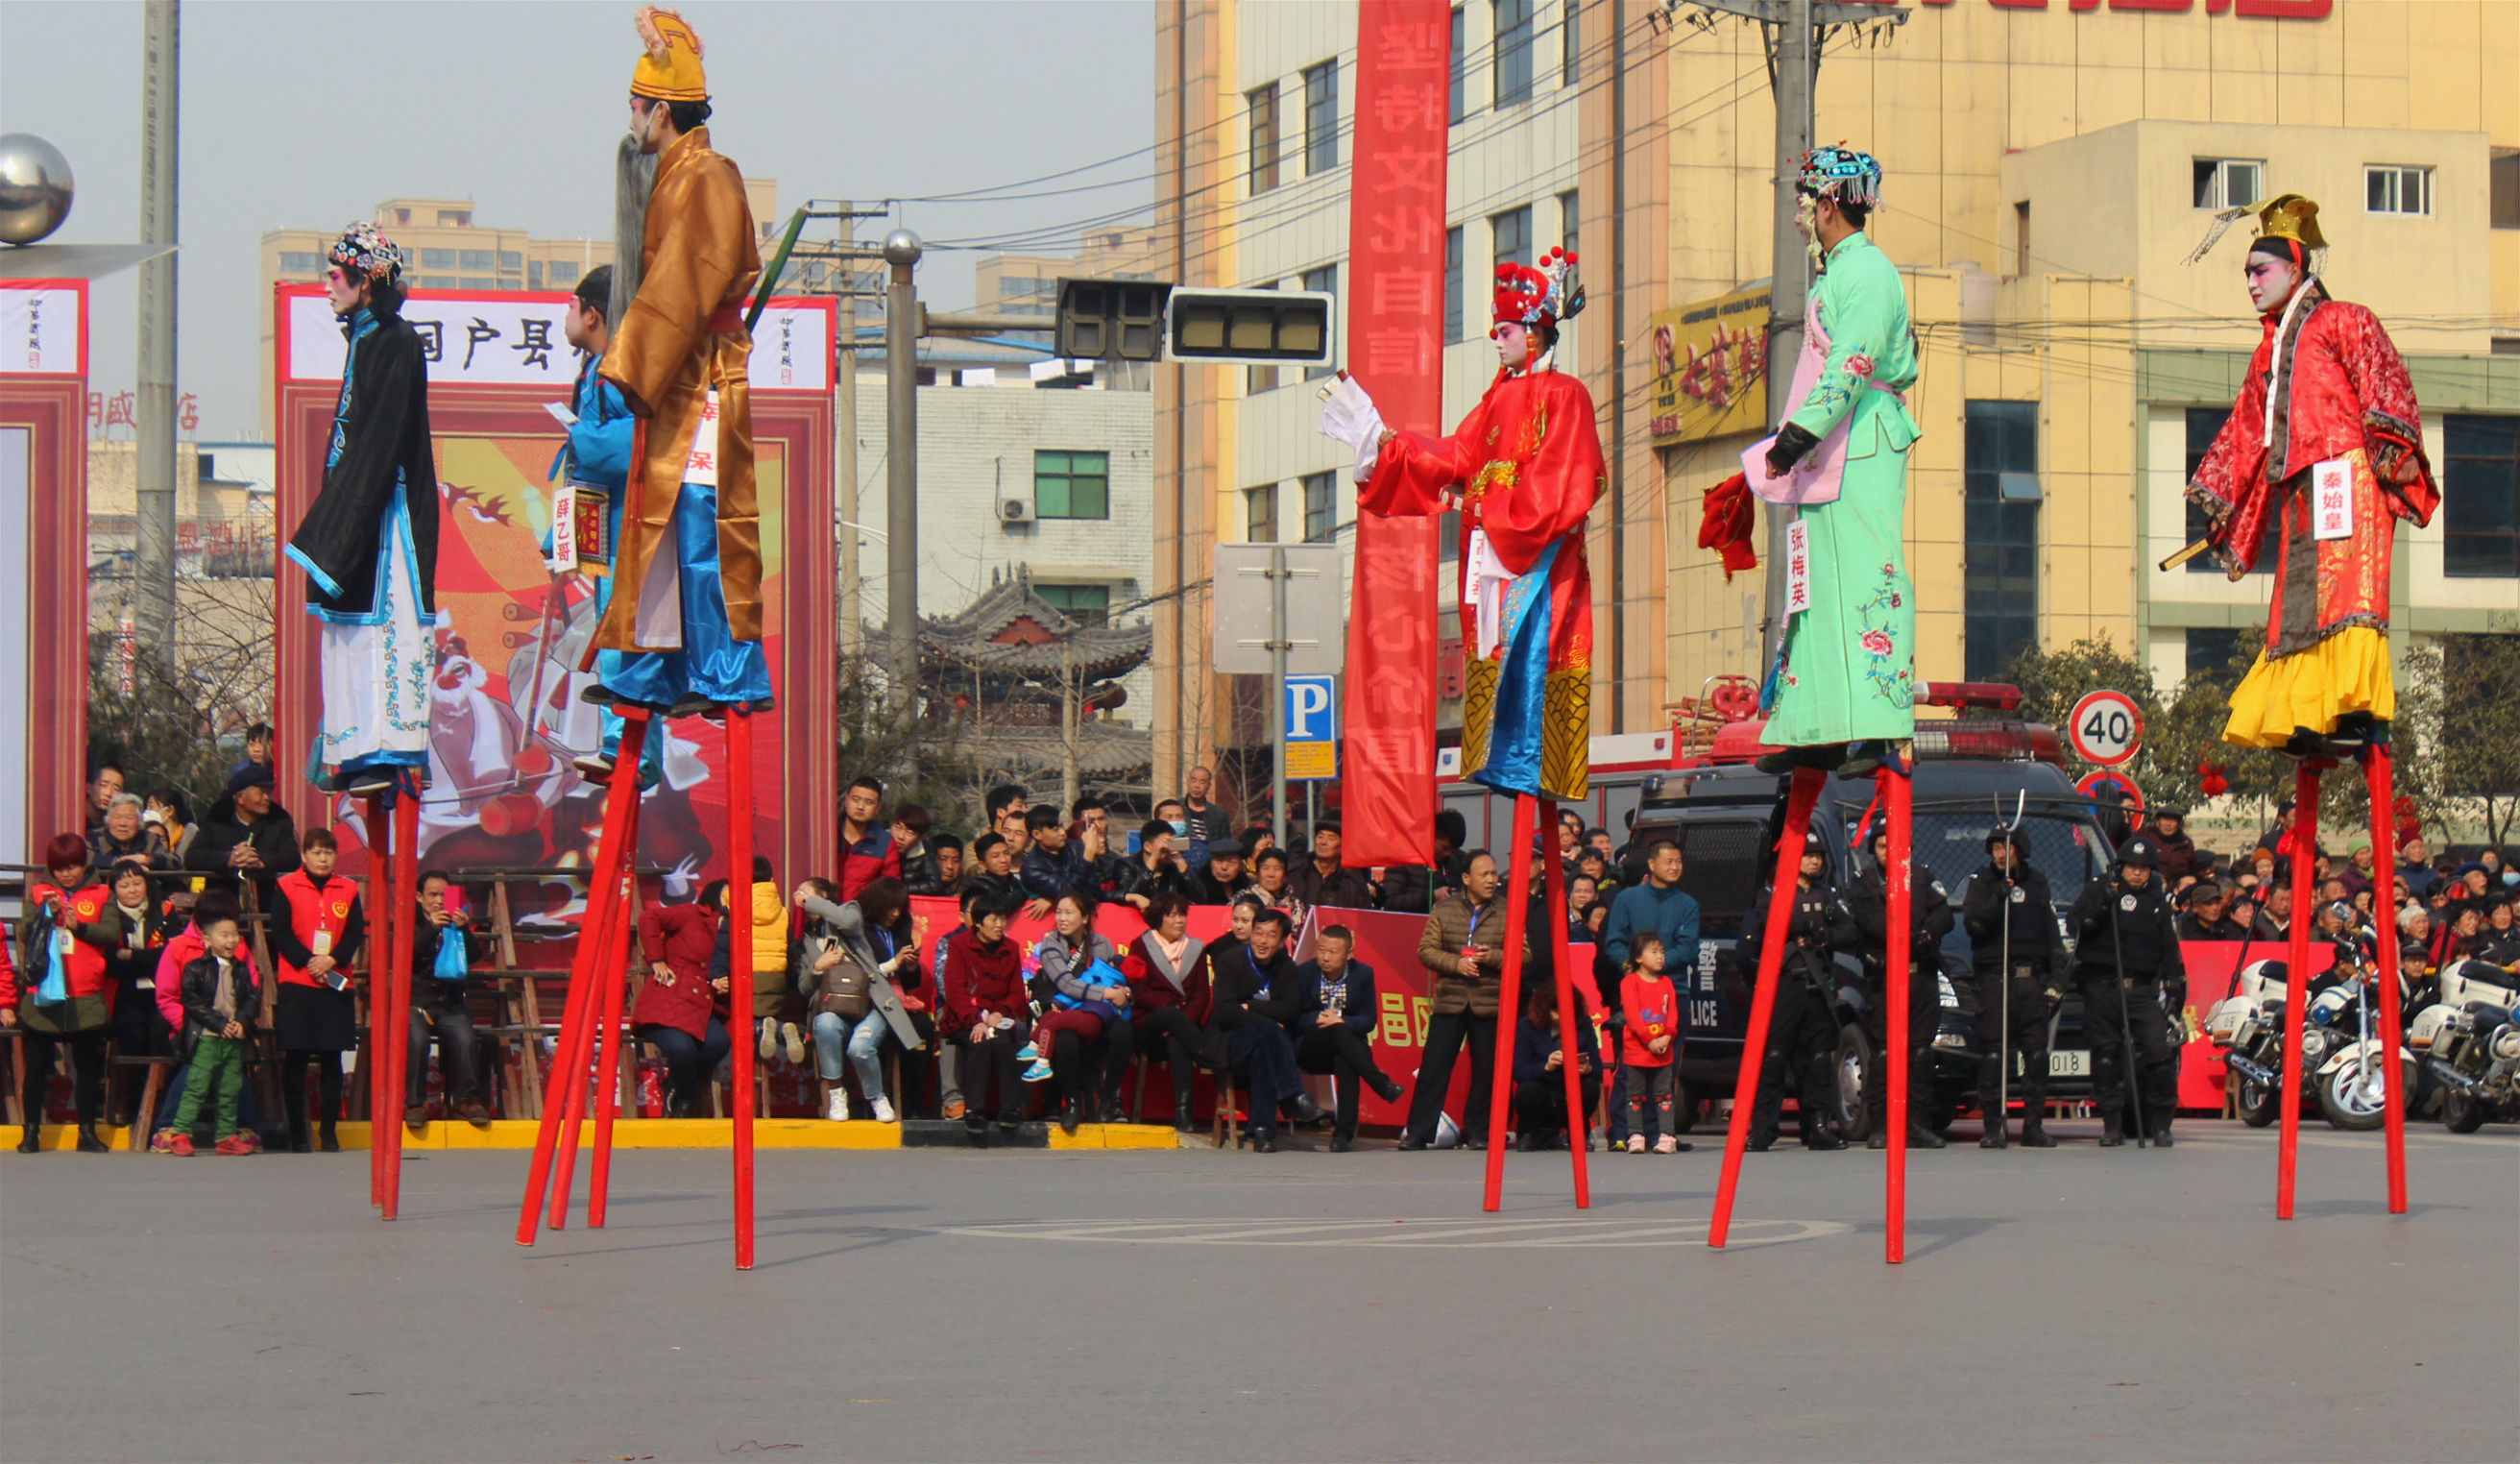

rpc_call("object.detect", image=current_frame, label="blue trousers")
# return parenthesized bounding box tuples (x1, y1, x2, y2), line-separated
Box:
(1224, 1022, 1304, 1135)
(601, 479, 771, 710)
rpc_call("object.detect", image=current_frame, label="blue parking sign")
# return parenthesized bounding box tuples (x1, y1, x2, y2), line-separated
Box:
(1284, 675, 1337, 781)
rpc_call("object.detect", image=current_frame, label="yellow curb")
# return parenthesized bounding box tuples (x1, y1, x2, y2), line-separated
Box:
(15, 1118, 1185, 1153)
(1047, 1123, 1182, 1150)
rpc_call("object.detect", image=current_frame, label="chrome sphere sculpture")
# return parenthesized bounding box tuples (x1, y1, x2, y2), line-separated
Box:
(0, 133, 76, 246)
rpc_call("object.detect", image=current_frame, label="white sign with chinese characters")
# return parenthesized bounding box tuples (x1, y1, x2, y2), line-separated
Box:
(0, 286, 82, 375)
(1783, 519, 1811, 617)
(2312, 457, 2353, 542)
(281, 291, 830, 392)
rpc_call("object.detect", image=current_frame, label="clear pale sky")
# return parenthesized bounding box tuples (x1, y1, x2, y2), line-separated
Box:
(0, 0, 1156, 441)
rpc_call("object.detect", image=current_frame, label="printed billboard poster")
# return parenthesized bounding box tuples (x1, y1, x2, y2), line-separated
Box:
(1647, 284, 1770, 447)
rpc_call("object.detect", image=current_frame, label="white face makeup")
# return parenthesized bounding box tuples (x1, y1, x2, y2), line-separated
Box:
(2244, 253, 2300, 314)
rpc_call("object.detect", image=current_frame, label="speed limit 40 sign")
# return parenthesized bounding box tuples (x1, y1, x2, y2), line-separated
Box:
(2068, 690, 2144, 768)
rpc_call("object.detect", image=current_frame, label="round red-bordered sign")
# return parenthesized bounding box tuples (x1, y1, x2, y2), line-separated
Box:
(2067, 690, 2144, 768)
(2076, 769, 2145, 820)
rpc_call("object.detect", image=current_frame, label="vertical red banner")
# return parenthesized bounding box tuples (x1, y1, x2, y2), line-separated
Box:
(1339, 0, 1451, 869)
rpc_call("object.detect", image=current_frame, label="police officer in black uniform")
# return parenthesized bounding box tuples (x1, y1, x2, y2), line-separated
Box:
(1841, 826, 1953, 1150)
(1738, 847, 1851, 1152)
(1960, 825, 2070, 1148)
(2069, 835, 2186, 1147)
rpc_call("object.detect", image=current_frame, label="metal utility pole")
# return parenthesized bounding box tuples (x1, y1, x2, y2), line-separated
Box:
(882, 228, 921, 703)
(1267, 545, 1290, 855)
(134, 0, 180, 671)
(836, 204, 860, 656)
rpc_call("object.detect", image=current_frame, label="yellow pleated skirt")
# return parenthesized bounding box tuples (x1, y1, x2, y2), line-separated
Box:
(2220, 627, 2394, 749)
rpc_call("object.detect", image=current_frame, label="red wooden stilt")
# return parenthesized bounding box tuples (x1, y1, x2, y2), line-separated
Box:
(549, 744, 652, 1232)
(587, 782, 647, 1229)
(1480, 795, 1538, 1213)
(2277, 761, 2321, 1219)
(366, 793, 391, 1207)
(726, 705, 758, 1270)
(381, 788, 420, 1219)
(514, 715, 648, 1245)
(1537, 798, 1590, 1208)
(1882, 765, 1913, 1265)
(2364, 742, 2409, 1214)
(1710, 766, 1829, 1249)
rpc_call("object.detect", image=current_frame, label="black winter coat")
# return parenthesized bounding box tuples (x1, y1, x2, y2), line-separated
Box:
(287, 306, 440, 618)
(1960, 862, 2071, 984)
(183, 795, 301, 904)
(1738, 880, 1850, 996)
(1840, 864, 1954, 989)
(2070, 875, 2184, 986)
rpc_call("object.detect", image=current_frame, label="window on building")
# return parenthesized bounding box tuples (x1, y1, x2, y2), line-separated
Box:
(1301, 264, 1337, 380)
(549, 262, 580, 285)
(2193, 158, 2263, 210)
(498, 251, 522, 269)
(420, 276, 458, 289)
(2181, 407, 2277, 573)
(438, 209, 470, 227)
(1303, 61, 1339, 176)
(1248, 84, 1281, 194)
(527, 261, 545, 289)
(2013, 201, 2030, 278)
(2443, 412, 2520, 578)
(1444, 225, 1466, 343)
(1246, 484, 1278, 543)
(1035, 583, 1111, 627)
(1563, 0, 1579, 86)
(1964, 400, 2041, 681)
(1301, 472, 1338, 543)
(421, 248, 457, 269)
(1559, 189, 1579, 262)
(278, 251, 319, 276)
(1491, 205, 1533, 271)
(2493, 149, 2520, 230)
(1033, 450, 1110, 520)
(1493, 0, 1534, 107)
(1449, 7, 1468, 123)
(460, 249, 493, 271)
(2185, 627, 2246, 686)
(462, 277, 496, 290)
(2365, 164, 2434, 217)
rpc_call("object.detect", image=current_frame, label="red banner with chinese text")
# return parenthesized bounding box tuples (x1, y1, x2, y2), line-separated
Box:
(1338, 0, 1451, 869)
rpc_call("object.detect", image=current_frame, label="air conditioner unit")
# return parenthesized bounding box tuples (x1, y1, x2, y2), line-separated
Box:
(1000, 499, 1035, 525)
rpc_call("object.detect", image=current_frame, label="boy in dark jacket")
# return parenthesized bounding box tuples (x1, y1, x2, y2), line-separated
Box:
(168, 914, 261, 1156)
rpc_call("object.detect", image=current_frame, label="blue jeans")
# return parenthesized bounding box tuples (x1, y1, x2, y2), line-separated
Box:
(811, 1010, 889, 1096)
(637, 1019, 730, 1117)
(600, 479, 772, 709)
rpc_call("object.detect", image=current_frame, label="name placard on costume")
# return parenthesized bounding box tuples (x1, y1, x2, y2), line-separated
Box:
(1784, 520, 1812, 616)
(2312, 458, 2352, 541)
(280, 289, 831, 392)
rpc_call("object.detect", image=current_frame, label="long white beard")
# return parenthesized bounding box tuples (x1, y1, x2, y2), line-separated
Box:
(613, 133, 658, 321)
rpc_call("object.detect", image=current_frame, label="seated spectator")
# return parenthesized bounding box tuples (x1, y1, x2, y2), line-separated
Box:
(89, 793, 170, 871)
(2433, 904, 2487, 970)
(1019, 805, 1093, 907)
(1288, 821, 1377, 911)
(2449, 862, 2496, 917)
(1119, 819, 1196, 911)
(165, 910, 262, 1156)
(2338, 842, 2376, 896)
(1124, 891, 1210, 1131)
(1241, 824, 1275, 861)
(634, 880, 729, 1118)
(798, 875, 918, 1122)
(1191, 837, 1254, 905)
(1197, 907, 1321, 1152)
(1027, 892, 1132, 1131)
(2397, 904, 2435, 979)
(8, 834, 119, 1153)
(2473, 897, 2520, 968)
(269, 830, 366, 1150)
(1074, 812, 1127, 900)
(144, 787, 198, 866)
(941, 893, 1030, 1144)
(2397, 836, 2440, 902)
(407, 869, 492, 1127)
(2229, 891, 2260, 934)
(1251, 848, 1309, 928)
(1282, 923, 1403, 1152)
(1615, 934, 1686, 1153)
(2138, 808, 2198, 884)
(931, 833, 965, 892)
(894, 803, 946, 896)
(2314, 899, 2356, 941)
(2252, 880, 2296, 942)
(101, 859, 177, 1129)
(1379, 809, 1470, 916)
(1556, 808, 1586, 884)
(1511, 981, 1600, 1153)
(184, 763, 301, 906)
(1401, 850, 1516, 1152)
(2175, 882, 2248, 941)
(1567, 873, 1599, 933)
(710, 856, 803, 1066)
(837, 776, 900, 901)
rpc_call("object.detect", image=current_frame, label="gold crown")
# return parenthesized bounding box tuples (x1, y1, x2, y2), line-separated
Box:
(630, 7, 707, 103)
(2255, 193, 2325, 251)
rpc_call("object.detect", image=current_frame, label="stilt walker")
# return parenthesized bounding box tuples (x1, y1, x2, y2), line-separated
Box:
(364, 793, 391, 1207)
(1710, 144, 1924, 1261)
(1325, 245, 1604, 1212)
(2178, 194, 2436, 1219)
(519, 8, 774, 1265)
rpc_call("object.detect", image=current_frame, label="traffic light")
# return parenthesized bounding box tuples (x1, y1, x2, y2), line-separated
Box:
(1164, 287, 1334, 367)
(1055, 279, 1172, 362)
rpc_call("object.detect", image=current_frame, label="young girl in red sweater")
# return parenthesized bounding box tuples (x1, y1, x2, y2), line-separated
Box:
(1617, 935, 1690, 1155)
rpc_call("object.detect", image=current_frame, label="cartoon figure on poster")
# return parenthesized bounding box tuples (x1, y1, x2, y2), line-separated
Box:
(2179, 191, 2435, 1220)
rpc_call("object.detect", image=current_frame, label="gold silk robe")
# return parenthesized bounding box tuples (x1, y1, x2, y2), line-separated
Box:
(597, 125, 763, 652)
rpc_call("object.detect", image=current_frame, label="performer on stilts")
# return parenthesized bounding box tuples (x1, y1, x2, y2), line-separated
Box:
(286, 223, 441, 1216)
(2180, 192, 2435, 1218)
(1709, 144, 1926, 1261)
(519, 5, 772, 1267)
(1322, 245, 1604, 1210)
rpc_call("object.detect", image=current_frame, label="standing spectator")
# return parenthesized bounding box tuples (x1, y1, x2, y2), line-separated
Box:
(1400, 850, 1517, 1152)
(100, 860, 176, 1129)
(957, 832, 1029, 913)
(940, 893, 1030, 1144)
(1251, 848, 1309, 929)
(164, 912, 262, 1156)
(836, 776, 901, 901)
(1510, 982, 1599, 1153)
(1028, 892, 1132, 1130)
(1603, 839, 1705, 996)
(2259, 799, 2298, 860)
(1073, 814, 1127, 900)
(2251, 880, 2296, 943)
(406, 870, 491, 1126)
(1181, 764, 1235, 848)
(1287, 821, 1376, 911)
(2136, 808, 2199, 884)
(7, 835, 117, 1153)
(1616, 934, 1685, 1154)
(1566, 874, 1599, 938)
(1117, 820, 1196, 911)
(2448, 863, 2496, 918)
(2396, 904, 2436, 982)
(1378, 808, 1469, 915)
(2472, 898, 2520, 969)
(985, 785, 1031, 863)
(85, 762, 125, 833)
(1199, 908, 1321, 1153)
(1151, 798, 1211, 870)
(232, 722, 275, 780)
(712, 856, 803, 1066)
(185, 763, 301, 907)
(2338, 842, 2377, 897)
(1190, 837, 1254, 904)
(1282, 923, 1404, 1151)
(2175, 882, 2248, 941)
(930, 834, 965, 892)
(1123, 892, 1210, 1131)
(144, 787, 198, 867)
(892, 804, 945, 895)
(89, 793, 171, 870)
(1019, 805, 1093, 906)
(1242, 824, 1276, 861)
(2432, 904, 2487, 971)
(268, 830, 366, 1152)
(1555, 808, 1585, 885)
(799, 876, 916, 1123)
(634, 883, 728, 1118)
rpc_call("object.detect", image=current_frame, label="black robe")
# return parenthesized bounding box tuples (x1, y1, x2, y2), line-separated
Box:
(287, 307, 441, 619)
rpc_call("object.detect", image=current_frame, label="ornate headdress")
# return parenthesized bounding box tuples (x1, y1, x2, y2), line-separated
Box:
(631, 7, 709, 103)
(2184, 190, 2327, 270)
(1491, 246, 1585, 331)
(1795, 145, 1882, 209)
(327, 221, 402, 283)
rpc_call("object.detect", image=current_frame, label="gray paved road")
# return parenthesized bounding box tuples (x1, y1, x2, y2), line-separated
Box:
(3, 1120, 2512, 1463)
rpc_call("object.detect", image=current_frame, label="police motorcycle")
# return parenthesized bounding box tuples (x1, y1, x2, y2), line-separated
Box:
(2405, 958, 2520, 1134)
(2204, 957, 2297, 1129)
(2205, 935, 2404, 1131)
